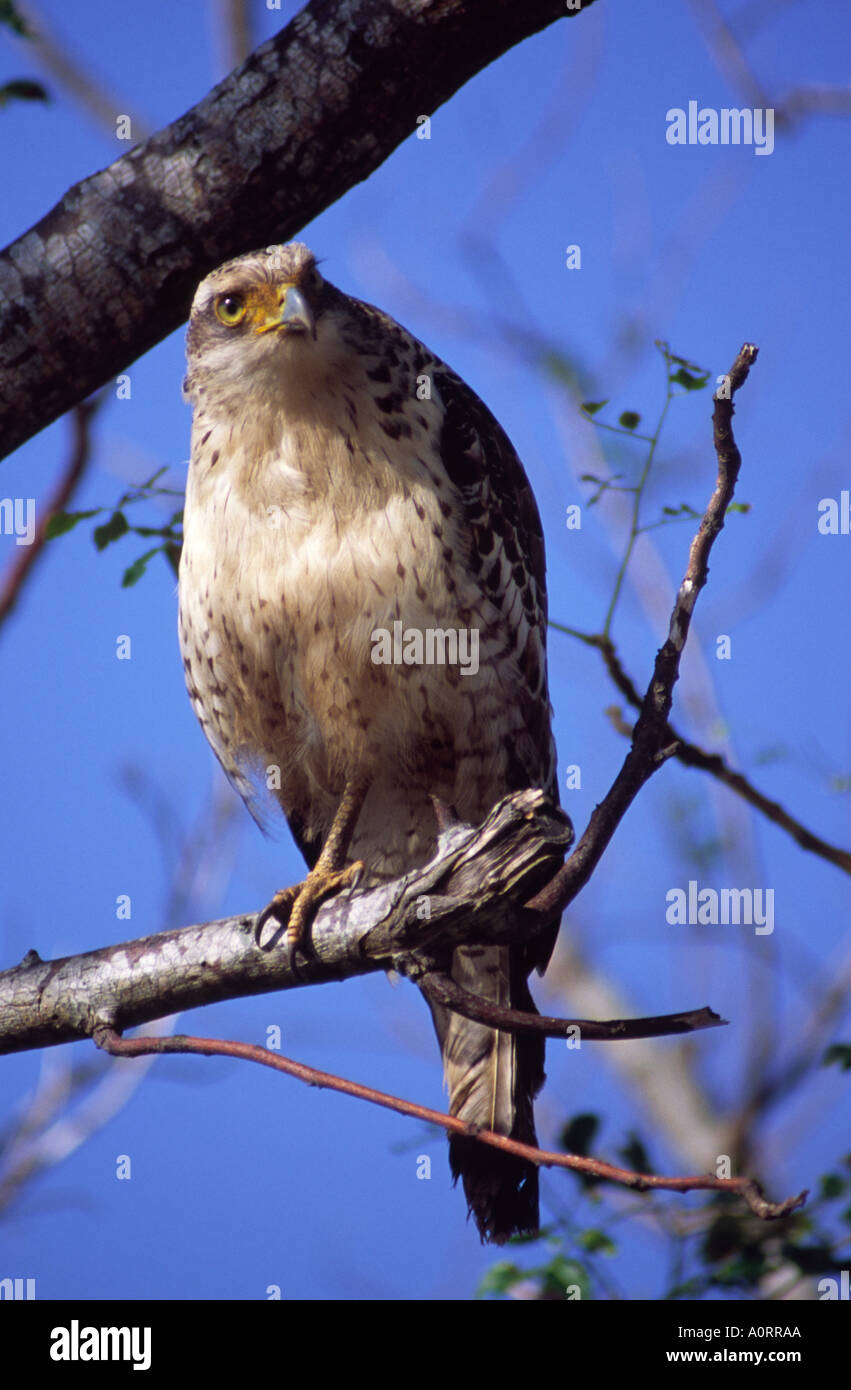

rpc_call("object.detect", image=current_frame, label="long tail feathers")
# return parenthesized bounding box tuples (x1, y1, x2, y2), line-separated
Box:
(429, 944, 546, 1243)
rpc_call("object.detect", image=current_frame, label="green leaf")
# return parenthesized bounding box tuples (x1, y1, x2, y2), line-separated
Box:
(726, 501, 751, 514)
(619, 1133, 654, 1175)
(0, 2, 32, 38)
(0, 78, 49, 107)
(560, 1112, 600, 1157)
(94, 511, 130, 550)
(121, 546, 162, 588)
(823, 1043, 851, 1072)
(131, 524, 177, 539)
(618, 410, 641, 430)
(580, 400, 608, 415)
(702, 1212, 743, 1263)
(819, 1173, 846, 1201)
(539, 1258, 590, 1299)
(780, 1241, 842, 1275)
(661, 503, 700, 519)
(476, 1260, 524, 1297)
(711, 1251, 767, 1288)
(670, 367, 710, 391)
(579, 1228, 616, 1255)
(46, 508, 101, 539)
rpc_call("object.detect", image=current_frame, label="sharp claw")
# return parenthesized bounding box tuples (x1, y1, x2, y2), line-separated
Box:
(255, 861, 365, 952)
(254, 885, 297, 950)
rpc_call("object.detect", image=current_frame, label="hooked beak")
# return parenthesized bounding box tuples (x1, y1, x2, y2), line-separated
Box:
(255, 284, 315, 338)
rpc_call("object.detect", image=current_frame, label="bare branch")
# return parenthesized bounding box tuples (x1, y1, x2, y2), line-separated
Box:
(525, 344, 760, 922)
(565, 632, 851, 876)
(415, 969, 726, 1041)
(0, 398, 99, 629)
(14, 2, 154, 139)
(93, 1025, 807, 1221)
(0, 360, 761, 1062)
(0, 786, 728, 1058)
(0, 789, 571, 1056)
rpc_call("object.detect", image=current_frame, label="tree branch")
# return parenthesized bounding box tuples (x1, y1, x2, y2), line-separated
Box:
(93, 1025, 807, 1221)
(523, 344, 760, 922)
(0, 397, 99, 629)
(560, 630, 851, 876)
(415, 969, 726, 1040)
(0, 789, 571, 1056)
(0, 0, 596, 461)
(0, 350, 760, 1063)
(0, 786, 724, 1057)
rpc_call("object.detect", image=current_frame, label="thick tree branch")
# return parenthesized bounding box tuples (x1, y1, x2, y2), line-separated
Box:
(0, 353, 759, 1060)
(0, 786, 725, 1057)
(0, 0, 596, 462)
(0, 789, 571, 1055)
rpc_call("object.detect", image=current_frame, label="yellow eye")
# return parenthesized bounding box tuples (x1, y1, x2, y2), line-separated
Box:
(214, 293, 247, 327)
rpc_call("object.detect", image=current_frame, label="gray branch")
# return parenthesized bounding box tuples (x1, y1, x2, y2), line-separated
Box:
(0, 0, 596, 461)
(0, 789, 571, 1056)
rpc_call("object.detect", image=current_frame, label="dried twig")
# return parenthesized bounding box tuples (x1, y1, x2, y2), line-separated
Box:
(524, 344, 760, 923)
(0, 399, 99, 629)
(415, 969, 726, 1040)
(93, 1025, 806, 1221)
(561, 630, 851, 877)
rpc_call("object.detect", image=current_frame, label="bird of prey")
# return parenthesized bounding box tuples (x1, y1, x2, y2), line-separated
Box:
(179, 243, 563, 1243)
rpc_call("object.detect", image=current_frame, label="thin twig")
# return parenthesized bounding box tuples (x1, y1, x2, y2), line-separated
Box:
(416, 970, 726, 1040)
(14, 2, 154, 139)
(550, 626, 851, 877)
(94, 1025, 806, 1221)
(0, 398, 99, 629)
(525, 345, 760, 921)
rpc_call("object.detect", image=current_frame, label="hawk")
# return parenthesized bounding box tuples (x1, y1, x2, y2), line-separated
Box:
(179, 243, 564, 1243)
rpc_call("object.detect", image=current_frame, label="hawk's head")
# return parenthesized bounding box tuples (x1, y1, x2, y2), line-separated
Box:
(184, 243, 331, 414)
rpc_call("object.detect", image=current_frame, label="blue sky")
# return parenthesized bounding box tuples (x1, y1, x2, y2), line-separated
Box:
(0, 0, 848, 1300)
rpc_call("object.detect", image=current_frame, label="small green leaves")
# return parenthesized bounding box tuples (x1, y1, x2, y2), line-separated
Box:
(669, 365, 710, 391)
(818, 1173, 847, 1201)
(823, 1043, 851, 1072)
(578, 1228, 615, 1255)
(46, 509, 100, 539)
(619, 1132, 654, 1175)
(47, 469, 183, 589)
(477, 1255, 591, 1301)
(560, 1111, 600, 1156)
(122, 546, 164, 588)
(0, 78, 48, 107)
(659, 342, 711, 391)
(94, 511, 130, 550)
(0, 0, 31, 37)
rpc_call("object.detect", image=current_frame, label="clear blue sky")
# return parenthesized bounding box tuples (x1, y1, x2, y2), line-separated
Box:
(0, 0, 848, 1300)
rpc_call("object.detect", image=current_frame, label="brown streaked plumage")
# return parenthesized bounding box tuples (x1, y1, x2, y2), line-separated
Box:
(179, 243, 564, 1242)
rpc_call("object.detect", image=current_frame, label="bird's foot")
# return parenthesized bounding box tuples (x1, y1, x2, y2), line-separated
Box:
(255, 861, 365, 952)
